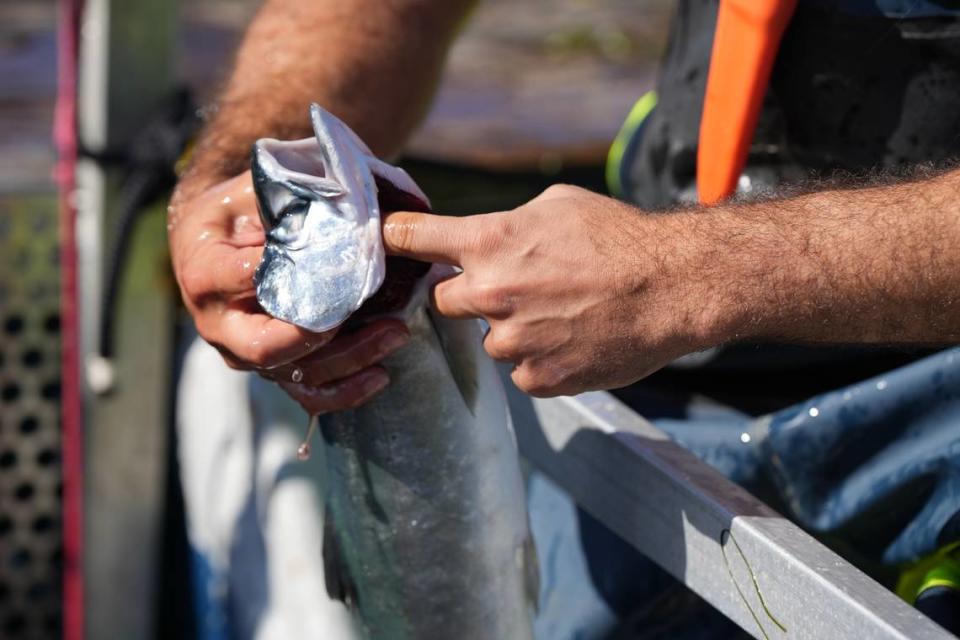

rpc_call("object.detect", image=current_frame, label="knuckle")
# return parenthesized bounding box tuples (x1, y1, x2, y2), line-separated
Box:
(486, 325, 523, 360)
(472, 281, 510, 314)
(391, 216, 418, 252)
(485, 214, 514, 246)
(179, 268, 208, 303)
(195, 317, 221, 346)
(518, 374, 552, 398)
(538, 369, 565, 396)
(488, 213, 512, 236)
(473, 215, 509, 257)
(497, 325, 524, 354)
(512, 362, 564, 397)
(510, 365, 538, 394)
(432, 280, 464, 316)
(483, 339, 507, 361)
(542, 183, 579, 198)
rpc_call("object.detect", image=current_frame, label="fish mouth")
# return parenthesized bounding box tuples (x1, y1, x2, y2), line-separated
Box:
(251, 104, 433, 332)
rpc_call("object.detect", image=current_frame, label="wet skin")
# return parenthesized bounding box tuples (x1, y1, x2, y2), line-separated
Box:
(168, 171, 408, 414)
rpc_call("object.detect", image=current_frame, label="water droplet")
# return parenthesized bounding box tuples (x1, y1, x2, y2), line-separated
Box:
(233, 215, 251, 234)
(291, 367, 304, 383)
(222, 196, 232, 205)
(242, 261, 251, 270)
(739, 432, 751, 444)
(197, 231, 211, 241)
(808, 407, 819, 418)
(876, 380, 887, 391)
(297, 414, 318, 461)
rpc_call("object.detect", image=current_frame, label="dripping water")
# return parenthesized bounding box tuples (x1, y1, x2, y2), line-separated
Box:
(298, 413, 318, 461)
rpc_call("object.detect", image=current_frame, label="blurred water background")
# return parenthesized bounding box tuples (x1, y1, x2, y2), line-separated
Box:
(1, 0, 671, 189)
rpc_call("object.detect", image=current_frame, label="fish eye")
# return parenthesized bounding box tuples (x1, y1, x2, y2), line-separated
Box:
(280, 197, 310, 218)
(268, 196, 312, 248)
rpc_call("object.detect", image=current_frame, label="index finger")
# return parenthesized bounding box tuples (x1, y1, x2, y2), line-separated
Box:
(381, 211, 472, 266)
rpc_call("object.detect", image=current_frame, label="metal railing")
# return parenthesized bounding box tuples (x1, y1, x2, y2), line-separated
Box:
(504, 381, 953, 639)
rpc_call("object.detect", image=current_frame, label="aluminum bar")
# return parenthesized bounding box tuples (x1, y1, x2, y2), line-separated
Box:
(506, 385, 952, 640)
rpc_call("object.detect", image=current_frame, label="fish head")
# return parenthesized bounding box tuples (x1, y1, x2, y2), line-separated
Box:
(252, 105, 431, 332)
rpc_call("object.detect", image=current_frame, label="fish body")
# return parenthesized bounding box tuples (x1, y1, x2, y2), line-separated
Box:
(252, 105, 538, 639)
(321, 288, 538, 639)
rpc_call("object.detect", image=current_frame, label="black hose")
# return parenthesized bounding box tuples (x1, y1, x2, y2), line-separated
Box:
(98, 169, 162, 360)
(92, 89, 199, 380)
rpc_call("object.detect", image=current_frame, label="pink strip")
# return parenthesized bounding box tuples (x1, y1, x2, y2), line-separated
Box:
(54, 0, 85, 638)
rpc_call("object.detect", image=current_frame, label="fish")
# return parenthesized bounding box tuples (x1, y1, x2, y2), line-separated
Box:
(251, 104, 539, 639)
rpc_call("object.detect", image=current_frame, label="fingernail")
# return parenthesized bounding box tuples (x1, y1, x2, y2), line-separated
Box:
(379, 330, 410, 354)
(362, 370, 390, 396)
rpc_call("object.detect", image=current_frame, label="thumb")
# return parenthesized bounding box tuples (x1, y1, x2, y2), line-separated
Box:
(381, 211, 472, 266)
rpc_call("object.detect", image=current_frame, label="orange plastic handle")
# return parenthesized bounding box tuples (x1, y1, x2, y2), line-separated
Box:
(697, 0, 797, 205)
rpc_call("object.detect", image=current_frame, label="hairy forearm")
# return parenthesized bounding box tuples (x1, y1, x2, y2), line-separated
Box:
(688, 168, 960, 346)
(176, 0, 474, 201)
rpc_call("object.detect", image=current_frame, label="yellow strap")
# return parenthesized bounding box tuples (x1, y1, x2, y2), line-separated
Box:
(896, 541, 960, 602)
(605, 91, 658, 198)
(917, 564, 960, 596)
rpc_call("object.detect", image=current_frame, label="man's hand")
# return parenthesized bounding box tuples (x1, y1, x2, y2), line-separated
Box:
(169, 172, 410, 414)
(383, 185, 719, 396)
(385, 169, 960, 399)
(165, 0, 478, 414)
(165, 0, 477, 414)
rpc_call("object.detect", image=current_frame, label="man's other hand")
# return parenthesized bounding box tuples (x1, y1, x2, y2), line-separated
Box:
(383, 184, 720, 397)
(168, 172, 409, 414)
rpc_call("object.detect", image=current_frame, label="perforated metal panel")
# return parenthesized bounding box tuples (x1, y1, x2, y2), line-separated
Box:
(0, 193, 62, 640)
